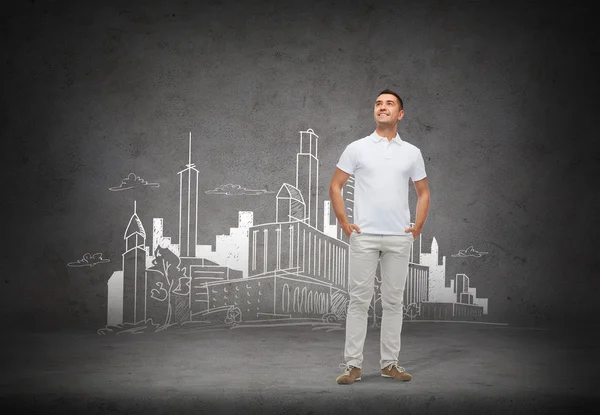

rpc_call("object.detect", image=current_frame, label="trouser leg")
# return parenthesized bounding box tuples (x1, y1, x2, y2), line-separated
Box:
(344, 232, 379, 369)
(379, 235, 413, 368)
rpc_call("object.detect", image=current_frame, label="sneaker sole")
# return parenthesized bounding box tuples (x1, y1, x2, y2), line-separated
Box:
(381, 374, 411, 380)
(337, 377, 361, 384)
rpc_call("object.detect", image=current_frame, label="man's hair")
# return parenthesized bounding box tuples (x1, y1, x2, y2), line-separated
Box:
(377, 89, 403, 109)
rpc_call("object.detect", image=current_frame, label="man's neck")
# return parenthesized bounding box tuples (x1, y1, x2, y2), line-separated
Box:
(375, 124, 397, 141)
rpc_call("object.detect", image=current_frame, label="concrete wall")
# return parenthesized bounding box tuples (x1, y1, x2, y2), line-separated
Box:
(3, 0, 596, 331)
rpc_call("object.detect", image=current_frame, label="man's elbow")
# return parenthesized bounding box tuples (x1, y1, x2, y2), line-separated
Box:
(329, 183, 341, 198)
(418, 189, 431, 201)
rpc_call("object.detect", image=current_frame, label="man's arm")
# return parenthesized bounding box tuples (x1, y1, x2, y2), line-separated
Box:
(329, 168, 361, 237)
(405, 177, 430, 238)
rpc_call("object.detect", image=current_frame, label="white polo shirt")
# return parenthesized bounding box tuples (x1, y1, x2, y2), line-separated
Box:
(336, 131, 427, 235)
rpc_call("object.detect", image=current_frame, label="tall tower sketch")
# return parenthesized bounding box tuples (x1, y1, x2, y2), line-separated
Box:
(122, 201, 147, 324)
(296, 128, 319, 230)
(178, 133, 200, 257)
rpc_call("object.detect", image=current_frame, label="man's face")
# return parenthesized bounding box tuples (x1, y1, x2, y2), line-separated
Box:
(374, 94, 404, 125)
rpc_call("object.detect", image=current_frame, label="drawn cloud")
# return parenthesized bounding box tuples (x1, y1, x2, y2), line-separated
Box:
(451, 246, 489, 258)
(205, 183, 275, 196)
(109, 173, 160, 191)
(68, 253, 110, 267)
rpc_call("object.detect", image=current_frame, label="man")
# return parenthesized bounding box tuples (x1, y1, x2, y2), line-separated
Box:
(329, 89, 430, 384)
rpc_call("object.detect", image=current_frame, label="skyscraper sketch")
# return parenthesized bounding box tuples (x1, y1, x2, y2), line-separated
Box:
(178, 133, 199, 258)
(296, 129, 319, 230)
(122, 200, 147, 324)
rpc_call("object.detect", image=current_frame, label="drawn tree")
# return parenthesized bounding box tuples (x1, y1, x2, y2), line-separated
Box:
(148, 246, 191, 329)
(403, 303, 420, 320)
(225, 306, 242, 326)
(329, 291, 348, 320)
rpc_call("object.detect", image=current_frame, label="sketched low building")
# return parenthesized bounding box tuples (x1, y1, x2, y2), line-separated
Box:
(190, 214, 348, 323)
(419, 273, 486, 321)
(194, 273, 332, 322)
(416, 237, 488, 321)
(405, 263, 430, 306)
(248, 220, 349, 293)
(178, 257, 243, 319)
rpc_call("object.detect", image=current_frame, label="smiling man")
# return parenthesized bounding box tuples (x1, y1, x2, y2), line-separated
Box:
(329, 89, 430, 384)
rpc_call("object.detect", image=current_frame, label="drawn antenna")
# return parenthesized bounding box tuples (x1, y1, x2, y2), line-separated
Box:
(186, 132, 195, 168)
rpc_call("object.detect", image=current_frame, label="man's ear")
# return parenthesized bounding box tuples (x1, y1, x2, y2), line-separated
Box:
(397, 110, 405, 121)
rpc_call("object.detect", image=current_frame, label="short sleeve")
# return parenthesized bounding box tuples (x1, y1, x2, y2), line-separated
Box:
(410, 149, 427, 181)
(336, 144, 356, 175)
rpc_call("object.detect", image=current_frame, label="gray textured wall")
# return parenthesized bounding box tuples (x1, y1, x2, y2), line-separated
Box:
(3, 0, 597, 331)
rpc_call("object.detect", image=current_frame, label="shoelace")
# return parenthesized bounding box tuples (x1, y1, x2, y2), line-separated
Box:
(339, 363, 354, 374)
(386, 363, 406, 373)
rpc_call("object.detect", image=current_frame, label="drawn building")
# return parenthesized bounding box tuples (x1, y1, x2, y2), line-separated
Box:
(248, 220, 348, 292)
(405, 263, 430, 306)
(418, 237, 488, 320)
(296, 129, 319, 230)
(276, 184, 306, 223)
(420, 237, 452, 303)
(322, 175, 355, 243)
(183, 256, 243, 318)
(206, 211, 253, 278)
(107, 202, 148, 326)
(178, 134, 199, 258)
(339, 176, 355, 243)
(188, 128, 350, 323)
(104, 128, 494, 330)
(322, 200, 337, 238)
(196, 273, 333, 322)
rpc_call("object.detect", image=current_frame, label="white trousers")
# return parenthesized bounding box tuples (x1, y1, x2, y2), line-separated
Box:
(344, 232, 413, 369)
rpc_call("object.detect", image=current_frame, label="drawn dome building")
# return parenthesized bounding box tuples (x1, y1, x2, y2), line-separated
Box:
(276, 183, 307, 223)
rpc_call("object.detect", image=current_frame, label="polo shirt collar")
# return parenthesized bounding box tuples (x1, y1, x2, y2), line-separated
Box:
(370, 131, 403, 145)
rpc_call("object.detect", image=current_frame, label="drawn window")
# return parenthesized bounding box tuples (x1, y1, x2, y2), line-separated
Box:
(252, 230, 258, 271)
(314, 235, 318, 275)
(289, 225, 294, 269)
(308, 232, 312, 275)
(293, 287, 300, 313)
(276, 227, 281, 271)
(282, 284, 290, 313)
(263, 229, 268, 274)
(302, 229, 306, 274)
(301, 287, 308, 313)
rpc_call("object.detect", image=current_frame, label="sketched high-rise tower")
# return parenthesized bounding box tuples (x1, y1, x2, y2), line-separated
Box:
(178, 133, 199, 257)
(123, 201, 147, 324)
(296, 128, 319, 230)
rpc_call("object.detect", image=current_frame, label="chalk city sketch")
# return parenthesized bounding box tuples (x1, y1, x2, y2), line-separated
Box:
(205, 184, 275, 196)
(98, 129, 491, 335)
(452, 246, 489, 258)
(68, 253, 110, 268)
(109, 173, 160, 191)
